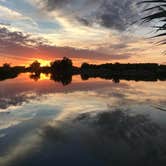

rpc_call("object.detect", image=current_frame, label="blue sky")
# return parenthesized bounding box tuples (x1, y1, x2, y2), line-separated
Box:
(0, 0, 61, 33)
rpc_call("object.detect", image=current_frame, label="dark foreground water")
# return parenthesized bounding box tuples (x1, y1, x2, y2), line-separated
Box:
(0, 73, 166, 166)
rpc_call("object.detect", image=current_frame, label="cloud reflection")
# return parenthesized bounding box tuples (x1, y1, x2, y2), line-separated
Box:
(39, 109, 166, 166)
(0, 85, 165, 166)
(1, 108, 166, 166)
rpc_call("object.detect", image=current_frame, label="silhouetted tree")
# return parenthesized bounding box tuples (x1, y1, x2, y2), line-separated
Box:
(51, 57, 73, 73)
(30, 60, 41, 72)
(0, 63, 19, 81)
(81, 62, 90, 70)
(3, 63, 11, 69)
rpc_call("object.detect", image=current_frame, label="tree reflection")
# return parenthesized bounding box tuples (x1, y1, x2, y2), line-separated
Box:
(29, 72, 41, 81)
(29, 70, 72, 85)
(50, 72, 72, 86)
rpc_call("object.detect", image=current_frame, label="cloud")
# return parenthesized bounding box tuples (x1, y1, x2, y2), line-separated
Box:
(0, 27, 38, 45)
(0, 27, 44, 56)
(33, 0, 140, 31)
(0, 27, 131, 61)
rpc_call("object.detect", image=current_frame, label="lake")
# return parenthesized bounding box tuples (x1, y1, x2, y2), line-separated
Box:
(0, 73, 166, 166)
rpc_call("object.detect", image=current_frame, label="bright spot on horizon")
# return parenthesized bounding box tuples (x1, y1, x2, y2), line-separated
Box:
(27, 59, 51, 67)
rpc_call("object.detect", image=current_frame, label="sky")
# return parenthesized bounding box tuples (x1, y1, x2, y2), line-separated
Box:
(0, 0, 165, 66)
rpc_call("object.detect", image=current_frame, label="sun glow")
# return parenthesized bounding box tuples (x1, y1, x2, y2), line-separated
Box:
(39, 59, 51, 67)
(27, 58, 51, 67)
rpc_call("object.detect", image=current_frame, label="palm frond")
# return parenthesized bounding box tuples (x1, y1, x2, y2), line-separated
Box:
(142, 11, 166, 22)
(139, 0, 166, 45)
(143, 5, 166, 12)
(138, 0, 166, 4)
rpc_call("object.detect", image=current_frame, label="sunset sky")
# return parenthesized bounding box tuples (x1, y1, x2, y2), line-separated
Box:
(0, 0, 165, 66)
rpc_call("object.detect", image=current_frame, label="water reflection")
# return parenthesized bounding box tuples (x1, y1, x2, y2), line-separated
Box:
(0, 74, 165, 166)
(0, 74, 165, 111)
(50, 72, 72, 86)
(30, 72, 41, 82)
(1, 68, 166, 85)
(40, 110, 166, 166)
(28, 72, 165, 85)
(1, 109, 166, 166)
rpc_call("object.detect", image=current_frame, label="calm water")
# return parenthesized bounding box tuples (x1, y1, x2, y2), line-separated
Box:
(0, 73, 166, 166)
